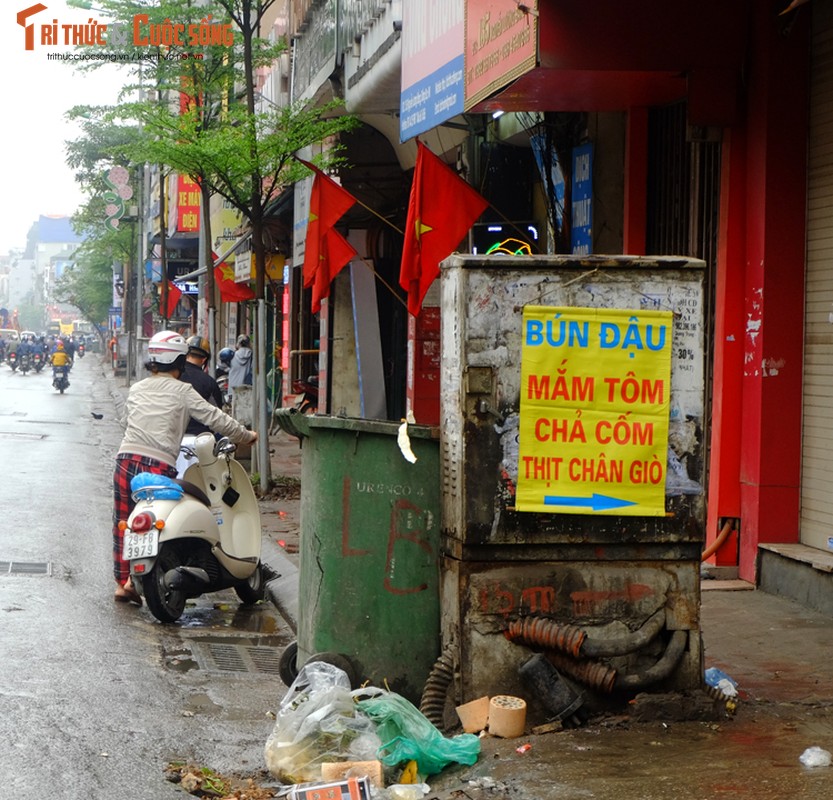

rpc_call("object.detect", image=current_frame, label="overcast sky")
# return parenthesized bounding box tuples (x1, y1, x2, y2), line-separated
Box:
(0, 2, 128, 255)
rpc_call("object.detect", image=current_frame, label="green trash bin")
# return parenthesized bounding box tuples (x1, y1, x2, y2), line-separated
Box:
(279, 412, 441, 703)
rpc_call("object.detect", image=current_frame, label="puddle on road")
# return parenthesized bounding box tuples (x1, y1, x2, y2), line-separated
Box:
(176, 598, 284, 635)
(165, 647, 199, 673)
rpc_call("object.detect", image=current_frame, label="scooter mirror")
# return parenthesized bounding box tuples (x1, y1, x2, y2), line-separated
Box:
(213, 436, 236, 457)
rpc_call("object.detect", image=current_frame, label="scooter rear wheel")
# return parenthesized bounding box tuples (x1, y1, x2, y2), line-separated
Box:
(234, 562, 265, 605)
(143, 543, 187, 623)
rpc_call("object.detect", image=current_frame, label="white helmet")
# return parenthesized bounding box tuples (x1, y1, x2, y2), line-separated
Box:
(147, 330, 188, 364)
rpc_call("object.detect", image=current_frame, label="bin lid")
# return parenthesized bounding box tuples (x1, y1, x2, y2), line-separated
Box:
(307, 415, 440, 440)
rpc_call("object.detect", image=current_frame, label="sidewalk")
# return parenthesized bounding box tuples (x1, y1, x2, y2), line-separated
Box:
(260, 426, 302, 632)
(261, 423, 833, 799)
(105, 360, 833, 797)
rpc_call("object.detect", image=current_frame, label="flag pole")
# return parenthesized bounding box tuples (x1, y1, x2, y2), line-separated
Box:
(293, 155, 404, 236)
(357, 256, 409, 311)
(352, 199, 404, 236)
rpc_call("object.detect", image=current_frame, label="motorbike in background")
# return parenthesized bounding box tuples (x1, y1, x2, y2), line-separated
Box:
(77, 342, 85, 359)
(32, 351, 45, 373)
(216, 348, 233, 409)
(52, 365, 70, 393)
(8, 351, 17, 372)
(291, 374, 319, 415)
(122, 433, 265, 623)
(18, 353, 31, 375)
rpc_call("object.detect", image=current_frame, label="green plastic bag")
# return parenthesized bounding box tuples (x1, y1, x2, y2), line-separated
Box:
(355, 689, 480, 776)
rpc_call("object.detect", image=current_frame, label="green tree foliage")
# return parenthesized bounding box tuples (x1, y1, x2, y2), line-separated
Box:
(53, 242, 118, 329)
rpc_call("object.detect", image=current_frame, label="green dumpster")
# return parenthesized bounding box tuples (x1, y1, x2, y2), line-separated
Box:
(278, 411, 441, 703)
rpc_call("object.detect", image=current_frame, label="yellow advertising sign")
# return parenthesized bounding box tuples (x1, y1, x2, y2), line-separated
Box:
(235, 252, 285, 283)
(517, 306, 673, 516)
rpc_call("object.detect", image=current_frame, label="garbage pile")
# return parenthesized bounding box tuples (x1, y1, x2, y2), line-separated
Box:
(264, 661, 480, 799)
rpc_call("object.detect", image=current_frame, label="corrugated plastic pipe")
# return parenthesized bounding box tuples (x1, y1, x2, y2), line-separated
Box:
(507, 608, 666, 659)
(613, 630, 689, 691)
(580, 609, 666, 658)
(701, 518, 736, 562)
(419, 645, 455, 731)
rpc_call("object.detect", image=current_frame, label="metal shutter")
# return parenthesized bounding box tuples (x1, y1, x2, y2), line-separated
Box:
(801, 0, 833, 549)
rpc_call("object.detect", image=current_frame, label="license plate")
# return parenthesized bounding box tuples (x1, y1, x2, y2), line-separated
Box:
(123, 529, 159, 560)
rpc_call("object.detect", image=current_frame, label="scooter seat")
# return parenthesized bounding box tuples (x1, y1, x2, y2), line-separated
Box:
(172, 478, 211, 507)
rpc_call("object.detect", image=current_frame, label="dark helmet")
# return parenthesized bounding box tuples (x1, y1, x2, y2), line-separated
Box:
(186, 335, 211, 359)
(218, 347, 234, 365)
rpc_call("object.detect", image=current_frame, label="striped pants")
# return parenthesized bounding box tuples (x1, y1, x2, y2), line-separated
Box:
(112, 453, 177, 585)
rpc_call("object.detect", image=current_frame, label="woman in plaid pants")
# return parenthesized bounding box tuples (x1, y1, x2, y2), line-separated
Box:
(113, 331, 257, 604)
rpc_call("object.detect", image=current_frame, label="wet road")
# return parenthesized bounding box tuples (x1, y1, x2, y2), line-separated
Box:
(0, 355, 293, 799)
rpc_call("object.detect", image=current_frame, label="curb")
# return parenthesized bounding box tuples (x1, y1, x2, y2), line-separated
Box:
(262, 541, 300, 634)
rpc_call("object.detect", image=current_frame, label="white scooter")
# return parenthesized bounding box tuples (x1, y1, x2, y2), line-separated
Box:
(122, 432, 265, 623)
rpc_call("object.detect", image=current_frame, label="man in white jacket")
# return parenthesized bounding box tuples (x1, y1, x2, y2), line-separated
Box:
(112, 330, 257, 604)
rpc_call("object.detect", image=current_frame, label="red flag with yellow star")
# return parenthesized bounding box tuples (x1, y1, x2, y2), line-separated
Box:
(163, 280, 182, 318)
(213, 259, 255, 303)
(298, 159, 357, 297)
(399, 141, 488, 316)
(310, 228, 358, 313)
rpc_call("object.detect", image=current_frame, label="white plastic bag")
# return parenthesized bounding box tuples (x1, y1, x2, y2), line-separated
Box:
(800, 746, 832, 767)
(264, 662, 382, 784)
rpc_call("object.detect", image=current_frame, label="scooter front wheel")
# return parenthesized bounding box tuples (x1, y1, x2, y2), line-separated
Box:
(234, 562, 265, 605)
(143, 543, 187, 623)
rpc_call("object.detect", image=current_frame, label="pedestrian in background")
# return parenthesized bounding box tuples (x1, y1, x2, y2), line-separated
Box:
(228, 334, 253, 398)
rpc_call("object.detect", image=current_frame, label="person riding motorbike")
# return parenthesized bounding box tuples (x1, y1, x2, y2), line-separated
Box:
(51, 341, 71, 367)
(51, 341, 72, 390)
(180, 336, 224, 429)
(112, 331, 258, 605)
(16, 335, 34, 371)
(177, 336, 226, 473)
(217, 347, 234, 377)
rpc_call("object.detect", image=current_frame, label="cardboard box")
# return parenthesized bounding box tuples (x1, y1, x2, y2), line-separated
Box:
(320, 761, 384, 787)
(287, 776, 372, 800)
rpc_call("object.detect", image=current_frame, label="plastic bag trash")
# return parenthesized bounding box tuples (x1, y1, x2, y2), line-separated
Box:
(704, 667, 738, 698)
(130, 472, 184, 501)
(264, 662, 382, 784)
(800, 746, 832, 767)
(355, 689, 480, 777)
(387, 784, 430, 800)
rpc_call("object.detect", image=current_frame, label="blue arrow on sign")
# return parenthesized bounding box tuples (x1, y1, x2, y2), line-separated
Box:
(544, 494, 637, 512)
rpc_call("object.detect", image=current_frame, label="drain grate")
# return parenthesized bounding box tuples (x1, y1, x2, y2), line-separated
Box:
(0, 561, 52, 576)
(190, 640, 283, 675)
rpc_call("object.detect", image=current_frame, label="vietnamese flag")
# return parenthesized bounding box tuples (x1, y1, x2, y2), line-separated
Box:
(298, 159, 357, 296)
(310, 228, 357, 313)
(399, 141, 488, 316)
(213, 260, 256, 303)
(164, 280, 182, 318)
